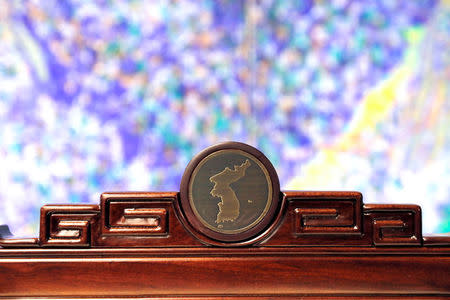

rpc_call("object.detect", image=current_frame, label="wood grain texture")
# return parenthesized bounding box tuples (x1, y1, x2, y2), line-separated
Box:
(1, 140, 449, 298)
(364, 204, 422, 246)
(96, 192, 202, 247)
(0, 191, 447, 249)
(1, 191, 449, 298)
(39, 205, 99, 247)
(264, 191, 371, 246)
(0, 247, 449, 298)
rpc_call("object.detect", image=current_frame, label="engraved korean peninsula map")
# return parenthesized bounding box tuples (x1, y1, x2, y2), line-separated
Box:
(188, 150, 273, 234)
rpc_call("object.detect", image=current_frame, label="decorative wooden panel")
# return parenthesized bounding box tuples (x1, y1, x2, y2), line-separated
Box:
(95, 192, 201, 247)
(0, 193, 439, 249)
(103, 200, 168, 235)
(0, 142, 449, 298)
(292, 196, 361, 235)
(264, 191, 370, 246)
(39, 205, 99, 247)
(364, 204, 422, 246)
(109, 207, 167, 231)
(1, 247, 449, 298)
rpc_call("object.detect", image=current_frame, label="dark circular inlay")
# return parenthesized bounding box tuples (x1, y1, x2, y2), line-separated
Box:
(179, 142, 280, 244)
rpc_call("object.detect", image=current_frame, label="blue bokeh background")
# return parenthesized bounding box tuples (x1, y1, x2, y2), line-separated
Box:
(0, 0, 448, 237)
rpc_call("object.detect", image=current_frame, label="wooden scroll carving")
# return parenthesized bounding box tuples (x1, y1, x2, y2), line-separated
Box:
(1, 142, 435, 249)
(97, 192, 200, 247)
(0, 191, 431, 248)
(0, 142, 449, 299)
(365, 204, 422, 246)
(40, 205, 99, 247)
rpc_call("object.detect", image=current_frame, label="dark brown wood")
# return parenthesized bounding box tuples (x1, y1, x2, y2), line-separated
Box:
(96, 192, 201, 247)
(1, 190, 449, 298)
(364, 204, 422, 246)
(0, 238, 39, 248)
(39, 204, 99, 247)
(1, 142, 449, 298)
(0, 247, 449, 298)
(424, 235, 450, 246)
(264, 191, 370, 246)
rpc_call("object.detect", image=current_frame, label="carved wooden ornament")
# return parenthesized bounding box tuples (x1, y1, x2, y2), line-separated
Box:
(0, 142, 449, 299)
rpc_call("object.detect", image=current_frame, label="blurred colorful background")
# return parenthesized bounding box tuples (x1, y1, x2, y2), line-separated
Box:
(0, 0, 448, 237)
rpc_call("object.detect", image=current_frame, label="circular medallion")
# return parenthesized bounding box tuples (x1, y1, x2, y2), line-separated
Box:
(180, 142, 280, 244)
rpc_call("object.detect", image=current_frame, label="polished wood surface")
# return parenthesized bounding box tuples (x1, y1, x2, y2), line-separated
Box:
(0, 190, 439, 248)
(1, 191, 449, 298)
(1, 142, 449, 298)
(1, 247, 449, 298)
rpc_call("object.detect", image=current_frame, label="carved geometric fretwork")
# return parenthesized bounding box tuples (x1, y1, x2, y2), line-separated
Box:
(1, 142, 447, 252)
(105, 201, 168, 235)
(261, 191, 368, 246)
(115, 207, 166, 227)
(364, 204, 422, 246)
(100, 193, 175, 238)
(94, 192, 202, 247)
(292, 195, 362, 235)
(39, 205, 99, 247)
(1, 141, 450, 298)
